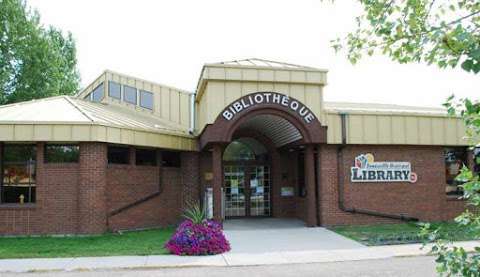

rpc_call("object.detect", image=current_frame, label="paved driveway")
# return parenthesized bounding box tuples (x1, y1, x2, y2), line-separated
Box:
(223, 218, 365, 253)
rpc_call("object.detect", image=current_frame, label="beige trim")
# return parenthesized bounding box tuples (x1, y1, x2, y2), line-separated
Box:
(325, 113, 468, 146)
(0, 124, 197, 151)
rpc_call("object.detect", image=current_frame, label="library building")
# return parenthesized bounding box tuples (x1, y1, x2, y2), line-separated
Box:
(0, 58, 478, 235)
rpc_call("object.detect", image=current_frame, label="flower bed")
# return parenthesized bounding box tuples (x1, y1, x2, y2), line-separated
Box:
(165, 220, 231, 255)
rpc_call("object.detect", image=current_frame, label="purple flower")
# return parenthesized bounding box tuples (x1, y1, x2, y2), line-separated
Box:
(165, 219, 231, 256)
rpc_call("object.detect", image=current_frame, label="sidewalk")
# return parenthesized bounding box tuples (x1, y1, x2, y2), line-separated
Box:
(0, 241, 478, 273)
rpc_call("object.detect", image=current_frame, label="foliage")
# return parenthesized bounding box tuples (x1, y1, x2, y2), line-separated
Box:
(326, 0, 480, 275)
(165, 219, 231, 256)
(0, 0, 80, 104)
(329, 0, 480, 73)
(182, 203, 206, 225)
(419, 97, 480, 276)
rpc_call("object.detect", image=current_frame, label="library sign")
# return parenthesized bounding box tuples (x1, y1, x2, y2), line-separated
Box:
(222, 92, 316, 124)
(351, 153, 417, 183)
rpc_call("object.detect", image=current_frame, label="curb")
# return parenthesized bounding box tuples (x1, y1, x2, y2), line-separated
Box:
(0, 241, 478, 273)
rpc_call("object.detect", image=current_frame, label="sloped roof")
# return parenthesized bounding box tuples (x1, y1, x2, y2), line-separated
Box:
(324, 101, 448, 116)
(0, 96, 191, 136)
(207, 58, 325, 71)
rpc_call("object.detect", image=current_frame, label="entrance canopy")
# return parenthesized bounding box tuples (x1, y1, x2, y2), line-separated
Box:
(199, 92, 327, 150)
(236, 114, 302, 147)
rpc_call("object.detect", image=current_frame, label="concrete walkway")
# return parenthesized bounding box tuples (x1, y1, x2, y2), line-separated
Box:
(0, 241, 478, 273)
(223, 218, 365, 253)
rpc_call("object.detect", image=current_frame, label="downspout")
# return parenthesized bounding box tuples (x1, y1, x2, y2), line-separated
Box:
(337, 113, 418, 222)
(189, 92, 195, 135)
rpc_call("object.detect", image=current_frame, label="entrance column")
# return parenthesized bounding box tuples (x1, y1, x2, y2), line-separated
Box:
(305, 144, 317, 227)
(212, 144, 224, 222)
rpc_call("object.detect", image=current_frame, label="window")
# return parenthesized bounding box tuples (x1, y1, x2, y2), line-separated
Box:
(474, 147, 480, 174)
(108, 81, 121, 100)
(123, 85, 137, 105)
(445, 148, 468, 196)
(91, 83, 104, 102)
(162, 151, 180, 167)
(108, 146, 130, 164)
(223, 141, 255, 161)
(1, 145, 37, 204)
(140, 90, 153, 110)
(45, 145, 79, 163)
(136, 148, 157, 166)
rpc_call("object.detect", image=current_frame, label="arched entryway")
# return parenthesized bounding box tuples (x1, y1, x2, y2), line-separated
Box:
(200, 92, 327, 227)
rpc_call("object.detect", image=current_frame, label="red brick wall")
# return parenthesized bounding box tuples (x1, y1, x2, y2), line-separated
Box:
(106, 147, 159, 213)
(276, 150, 306, 220)
(77, 142, 107, 234)
(319, 145, 467, 226)
(0, 142, 188, 235)
(107, 167, 183, 231)
(181, 152, 200, 210)
(0, 141, 470, 235)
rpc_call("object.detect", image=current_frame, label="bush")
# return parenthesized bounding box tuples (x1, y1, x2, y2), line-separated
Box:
(165, 219, 231, 256)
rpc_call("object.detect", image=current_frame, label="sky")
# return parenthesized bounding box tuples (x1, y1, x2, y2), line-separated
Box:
(28, 0, 479, 108)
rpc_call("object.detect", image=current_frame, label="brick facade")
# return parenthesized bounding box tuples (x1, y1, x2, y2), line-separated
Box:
(78, 142, 107, 234)
(319, 145, 467, 226)
(180, 152, 201, 210)
(107, 167, 183, 231)
(0, 142, 80, 235)
(0, 141, 471, 235)
(0, 142, 191, 235)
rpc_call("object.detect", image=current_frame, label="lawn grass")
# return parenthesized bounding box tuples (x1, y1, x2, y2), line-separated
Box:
(0, 227, 174, 259)
(330, 222, 478, 246)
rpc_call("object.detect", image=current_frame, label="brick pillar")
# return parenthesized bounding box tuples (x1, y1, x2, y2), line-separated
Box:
(35, 142, 45, 208)
(212, 144, 223, 222)
(181, 151, 200, 210)
(129, 146, 136, 166)
(305, 144, 317, 227)
(316, 145, 322, 226)
(271, 149, 282, 217)
(78, 142, 107, 234)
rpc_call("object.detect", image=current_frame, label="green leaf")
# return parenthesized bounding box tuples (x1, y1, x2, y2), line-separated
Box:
(461, 60, 474, 72)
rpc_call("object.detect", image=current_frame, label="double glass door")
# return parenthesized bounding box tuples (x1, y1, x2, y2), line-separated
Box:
(224, 165, 271, 217)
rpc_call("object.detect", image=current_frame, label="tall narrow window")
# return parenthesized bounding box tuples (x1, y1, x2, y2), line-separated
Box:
(91, 83, 104, 102)
(123, 85, 137, 105)
(474, 147, 480, 174)
(140, 90, 153, 110)
(108, 81, 121, 100)
(445, 148, 468, 196)
(1, 145, 37, 204)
